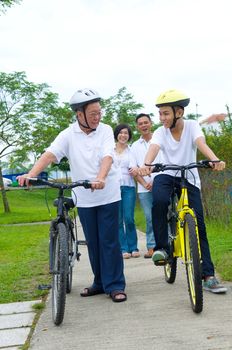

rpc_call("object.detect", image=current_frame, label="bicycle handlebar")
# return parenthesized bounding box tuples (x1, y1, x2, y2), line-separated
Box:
(27, 177, 92, 189)
(145, 160, 221, 173)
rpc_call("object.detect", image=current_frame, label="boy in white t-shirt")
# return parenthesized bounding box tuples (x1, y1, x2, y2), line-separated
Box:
(139, 89, 227, 294)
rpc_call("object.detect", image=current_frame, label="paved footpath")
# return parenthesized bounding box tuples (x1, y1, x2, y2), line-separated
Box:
(0, 300, 40, 349)
(29, 227, 232, 350)
(1, 226, 231, 350)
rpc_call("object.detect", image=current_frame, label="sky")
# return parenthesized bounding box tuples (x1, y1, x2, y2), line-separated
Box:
(1, 0, 232, 123)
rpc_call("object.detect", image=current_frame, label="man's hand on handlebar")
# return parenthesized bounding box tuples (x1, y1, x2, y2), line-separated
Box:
(90, 179, 106, 191)
(16, 174, 32, 187)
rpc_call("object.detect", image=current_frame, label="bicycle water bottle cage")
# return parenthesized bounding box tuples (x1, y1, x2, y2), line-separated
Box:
(53, 197, 75, 210)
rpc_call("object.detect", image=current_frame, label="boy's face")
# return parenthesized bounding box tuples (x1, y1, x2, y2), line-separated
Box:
(136, 116, 152, 136)
(158, 106, 183, 129)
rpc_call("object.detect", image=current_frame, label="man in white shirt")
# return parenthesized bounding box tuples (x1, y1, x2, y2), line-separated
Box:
(130, 113, 158, 258)
(17, 88, 127, 302)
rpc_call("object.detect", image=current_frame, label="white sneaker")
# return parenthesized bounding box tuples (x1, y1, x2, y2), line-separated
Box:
(152, 249, 168, 263)
(203, 277, 227, 294)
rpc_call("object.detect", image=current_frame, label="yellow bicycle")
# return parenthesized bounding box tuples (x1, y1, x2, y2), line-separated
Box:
(149, 160, 219, 313)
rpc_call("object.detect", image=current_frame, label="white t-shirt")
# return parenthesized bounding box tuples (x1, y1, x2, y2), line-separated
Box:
(130, 136, 161, 193)
(47, 121, 121, 207)
(114, 146, 136, 187)
(151, 120, 204, 189)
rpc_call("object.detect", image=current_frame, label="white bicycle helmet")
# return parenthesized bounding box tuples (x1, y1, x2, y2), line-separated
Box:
(69, 88, 101, 112)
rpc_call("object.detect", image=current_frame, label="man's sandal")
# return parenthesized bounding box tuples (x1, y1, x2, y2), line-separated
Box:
(80, 286, 104, 297)
(110, 290, 127, 303)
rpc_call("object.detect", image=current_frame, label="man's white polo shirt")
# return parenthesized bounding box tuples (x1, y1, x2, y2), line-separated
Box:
(47, 121, 121, 207)
(130, 137, 161, 193)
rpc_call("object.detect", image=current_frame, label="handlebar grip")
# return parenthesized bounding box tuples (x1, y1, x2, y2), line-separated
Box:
(28, 177, 44, 186)
(82, 181, 92, 189)
(199, 160, 221, 168)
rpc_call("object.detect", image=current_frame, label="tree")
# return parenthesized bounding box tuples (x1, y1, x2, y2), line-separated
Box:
(101, 87, 144, 141)
(0, 71, 73, 212)
(0, 0, 21, 13)
(201, 107, 232, 168)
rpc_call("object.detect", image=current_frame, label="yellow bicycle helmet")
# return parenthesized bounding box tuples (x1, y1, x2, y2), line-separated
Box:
(156, 89, 190, 108)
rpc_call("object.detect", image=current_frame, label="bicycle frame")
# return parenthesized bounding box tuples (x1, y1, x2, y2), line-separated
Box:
(174, 186, 201, 262)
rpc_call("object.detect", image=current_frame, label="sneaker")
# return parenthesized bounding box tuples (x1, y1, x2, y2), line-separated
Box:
(144, 248, 154, 259)
(203, 276, 227, 294)
(152, 249, 168, 263)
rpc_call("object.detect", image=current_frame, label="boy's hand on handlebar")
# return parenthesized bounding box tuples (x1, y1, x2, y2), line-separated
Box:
(138, 166, 152, 176)
(128, 167, 138, 177)
(210, 160, 226, 171)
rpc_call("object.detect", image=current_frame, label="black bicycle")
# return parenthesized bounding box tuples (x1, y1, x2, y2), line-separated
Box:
(28, 177, 91, 325)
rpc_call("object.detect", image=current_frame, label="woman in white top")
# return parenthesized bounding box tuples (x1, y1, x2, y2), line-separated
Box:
(114, 124, 140, 259)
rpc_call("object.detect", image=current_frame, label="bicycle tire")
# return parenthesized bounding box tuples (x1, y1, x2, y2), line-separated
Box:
(66, 225, 74, 294)
(164, 194, 177, 283)
(184, 213, 203, 313)
(52, 222, 68, 325)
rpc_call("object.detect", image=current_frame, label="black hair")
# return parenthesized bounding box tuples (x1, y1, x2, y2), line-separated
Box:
(136, 113, 151, 123)
(114, 123, 132, 141)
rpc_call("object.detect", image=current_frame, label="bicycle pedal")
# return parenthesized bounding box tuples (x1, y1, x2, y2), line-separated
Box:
(154, 260, 167, 266)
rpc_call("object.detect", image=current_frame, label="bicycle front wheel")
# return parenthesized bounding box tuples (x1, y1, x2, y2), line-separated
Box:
(184, 213, 203, 313)
(66, 226, 74, 294)
(52, 222, 68, 325)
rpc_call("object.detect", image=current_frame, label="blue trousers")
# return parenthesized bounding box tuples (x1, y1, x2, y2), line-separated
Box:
(119, 186, 138, 253)
(138, 192, 156, 249)
(78, 201, 126, 294)
(152, 175, 215, 277)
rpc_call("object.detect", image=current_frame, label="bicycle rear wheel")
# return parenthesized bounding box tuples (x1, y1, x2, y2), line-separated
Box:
(184, 213, 203, 313)
(52, 222, 68, 325)
(164, 194, 177, 284)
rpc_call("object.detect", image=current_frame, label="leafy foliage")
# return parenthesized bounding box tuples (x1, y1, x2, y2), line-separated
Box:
(0, 71, 73, 212)
(0, 71, 73, 164)
(0, 0, 21, 13)
(101, 87, 144, 141)
(202, 107, 232, 168)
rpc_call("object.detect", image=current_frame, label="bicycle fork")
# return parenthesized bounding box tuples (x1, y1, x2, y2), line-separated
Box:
(174, 209, 201, 263)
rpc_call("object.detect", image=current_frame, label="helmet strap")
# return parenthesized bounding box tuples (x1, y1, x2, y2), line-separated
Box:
(170, 106, 182, 129)
(170, 107, 177, 129)
(77, 108, 96, 132)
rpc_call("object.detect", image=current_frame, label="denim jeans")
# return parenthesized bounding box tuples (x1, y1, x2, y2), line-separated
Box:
(138, 192, 156, 249)
(78, 201, 126, 294)
(152, 174, 215, 277)
(119, 186, 138, 253)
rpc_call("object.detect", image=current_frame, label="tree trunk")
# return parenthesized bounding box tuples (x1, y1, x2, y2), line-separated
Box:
(0, 166, 11, 213)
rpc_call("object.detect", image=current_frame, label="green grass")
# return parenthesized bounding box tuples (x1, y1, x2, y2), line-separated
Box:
(206, 220, 232, 281)
(0, 188, 58, 224)
(0, 224, 50, 303)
